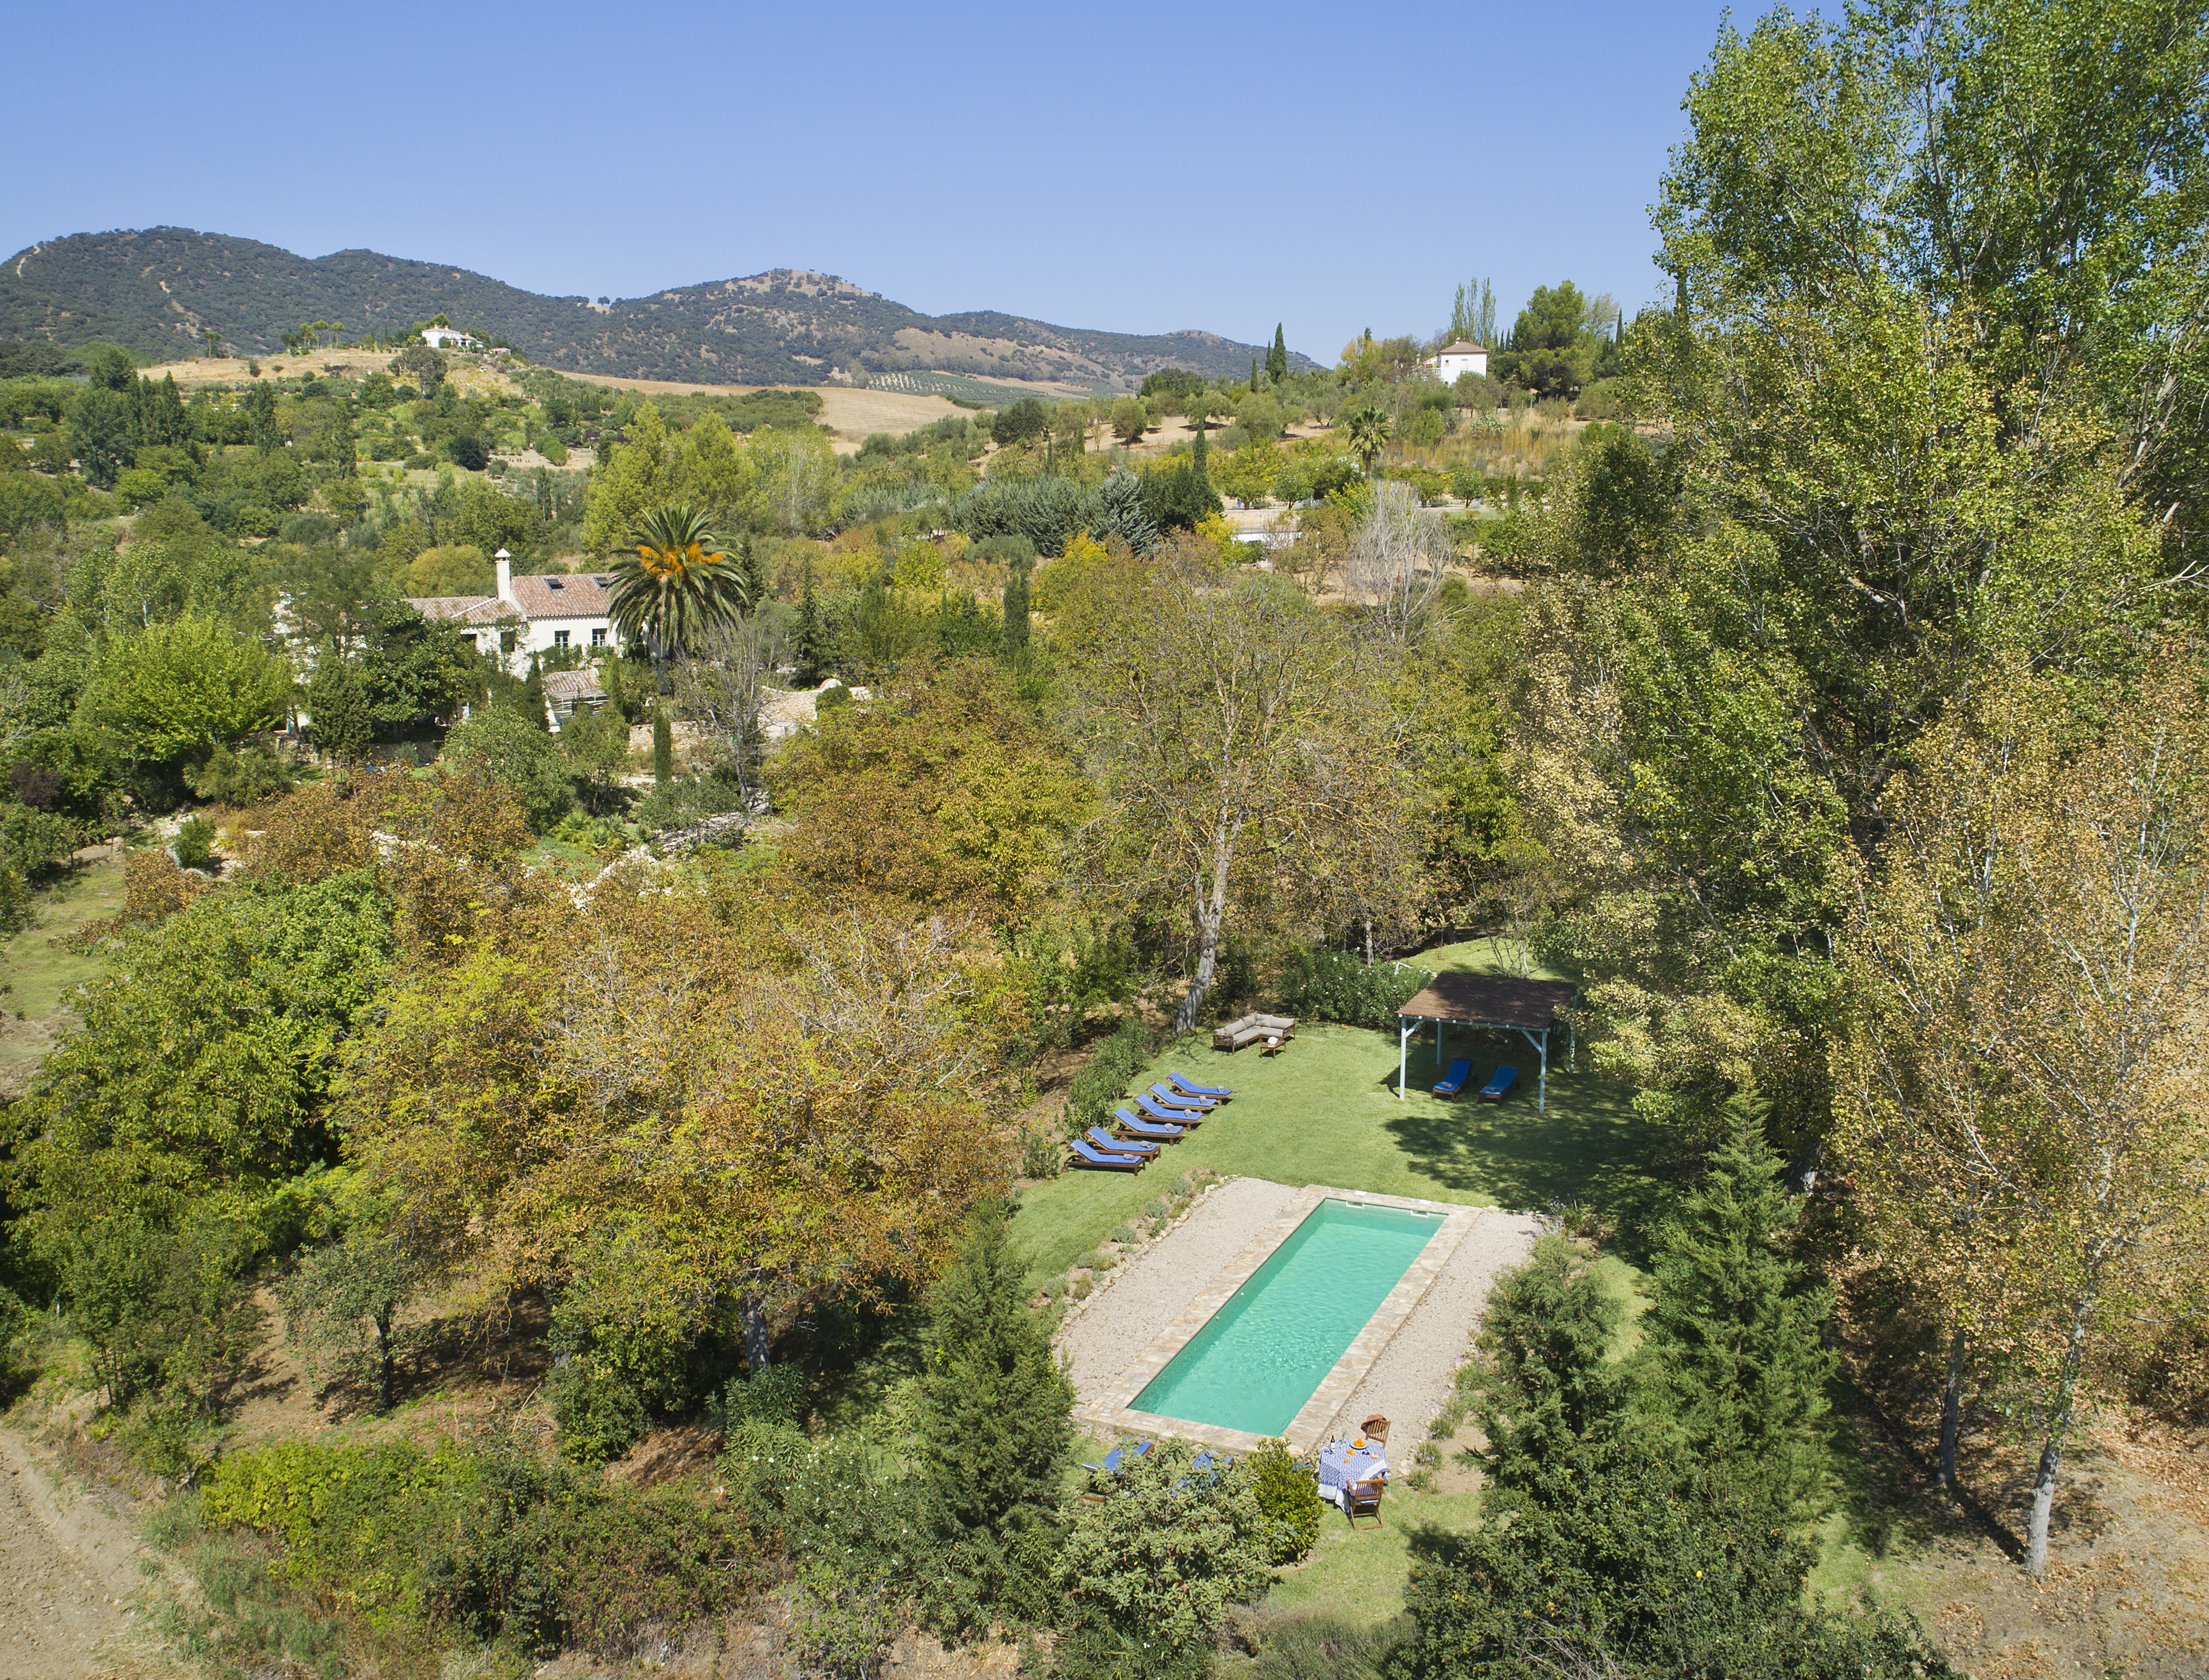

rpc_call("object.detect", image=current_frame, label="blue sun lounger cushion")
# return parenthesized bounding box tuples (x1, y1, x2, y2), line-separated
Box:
(1149, 1082, 1217, 1111)
(1070, 1137, 1146, 1171)
(1082, 1439, 1154, 1474)
(1115, 1107, 1185, 1141)
(1480, 1066, 1519, 1102)
(1433, 1058, 1473, 1097)
(1088, 1125, 1157, 1158)
(1167, 1072, 1234, 1100)
(1135, 1092, 1204, 1127)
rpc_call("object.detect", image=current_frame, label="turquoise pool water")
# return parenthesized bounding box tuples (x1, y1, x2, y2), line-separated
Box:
(1132, 1199, 1442, 1436)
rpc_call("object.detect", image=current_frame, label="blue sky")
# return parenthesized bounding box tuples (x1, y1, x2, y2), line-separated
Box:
(6, 0, 1738, 364)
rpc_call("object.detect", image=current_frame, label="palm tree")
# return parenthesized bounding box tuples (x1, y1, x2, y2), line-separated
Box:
(608, 503, 753, 688)
(1345, 405, 1392, 480)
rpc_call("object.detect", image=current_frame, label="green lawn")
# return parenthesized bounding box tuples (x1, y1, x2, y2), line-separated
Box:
(1012, 1021, 1662, 1283)
(2, 856, 123, 1016)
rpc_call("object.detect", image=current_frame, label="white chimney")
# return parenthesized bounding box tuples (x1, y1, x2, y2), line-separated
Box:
(495, 548, 514, 604)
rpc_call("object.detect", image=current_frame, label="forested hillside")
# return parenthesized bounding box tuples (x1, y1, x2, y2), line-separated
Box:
(0, 228, 1307, 388)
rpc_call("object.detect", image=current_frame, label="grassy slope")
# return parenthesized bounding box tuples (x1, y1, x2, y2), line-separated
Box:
(1012, 1022, 1658, 1283)
(0, 858, 123, 1088)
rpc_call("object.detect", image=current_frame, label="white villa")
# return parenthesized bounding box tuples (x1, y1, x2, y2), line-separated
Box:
(1423, 340, 1489, 381)
(420, 326, 482, 351)
(410, 552, 621, 679)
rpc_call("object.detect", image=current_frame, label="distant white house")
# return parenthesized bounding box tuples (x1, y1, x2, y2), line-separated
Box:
(1424, 340, 1490, 381)
(420, 326, 481, 351)
(410, 552, 622, 690)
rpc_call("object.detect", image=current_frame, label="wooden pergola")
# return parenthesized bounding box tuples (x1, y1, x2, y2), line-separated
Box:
(1397, 974, 1579, 1113)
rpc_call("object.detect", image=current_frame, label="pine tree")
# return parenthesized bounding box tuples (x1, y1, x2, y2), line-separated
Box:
(913, 1201, 1074, 1542)
(652, 704, 673, 785)
(1644, 1091, 1833, 1512)
(1001, 555, 1032, 668)
(1473, 1231, 1633, 1495)
(1267, 324, 1288, 384)
(1192, 411, 1209, 481)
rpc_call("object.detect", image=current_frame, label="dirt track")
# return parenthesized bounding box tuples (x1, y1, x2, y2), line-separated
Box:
(0, 1428, 153, 1679)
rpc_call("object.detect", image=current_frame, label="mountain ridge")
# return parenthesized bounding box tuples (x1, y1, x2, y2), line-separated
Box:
(0, 228, 1308, 391)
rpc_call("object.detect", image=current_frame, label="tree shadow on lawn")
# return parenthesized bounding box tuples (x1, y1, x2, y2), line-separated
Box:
(1372, 1034, 1673, 1266)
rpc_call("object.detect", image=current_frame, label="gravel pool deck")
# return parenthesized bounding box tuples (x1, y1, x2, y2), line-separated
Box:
(1057, 1176, 1540, 1450)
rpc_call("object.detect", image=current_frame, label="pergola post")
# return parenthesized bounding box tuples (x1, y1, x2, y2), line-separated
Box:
(1398, 1016, 1409, 1098)
(1539, 1028, 1548, 1114)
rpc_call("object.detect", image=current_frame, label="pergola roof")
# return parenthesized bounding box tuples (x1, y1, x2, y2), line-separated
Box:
(1398, 974, 1577, 1031)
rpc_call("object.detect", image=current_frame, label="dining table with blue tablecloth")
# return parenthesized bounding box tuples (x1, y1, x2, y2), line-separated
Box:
(1315, 1437, 1388, 1511)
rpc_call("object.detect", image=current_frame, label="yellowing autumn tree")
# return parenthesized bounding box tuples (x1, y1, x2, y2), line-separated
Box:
(1833, 651, 2209, 1579)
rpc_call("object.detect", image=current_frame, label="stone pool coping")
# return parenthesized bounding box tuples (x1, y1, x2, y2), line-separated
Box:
(1071, 1184, 1481, 1456)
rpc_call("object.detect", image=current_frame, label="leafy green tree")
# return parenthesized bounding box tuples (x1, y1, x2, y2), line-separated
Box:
(69, 389, 135, 489)
(81, 615, 292, 770)
(245, 381, 282, 454)
(361, 601, 475, 734)
(442, 701, 575, 831)
(1644, 1092, 1833, 1512)
(279, 1177, 445, 1415)
(86, 343, 135, 391)
(5, 869, 397, 1244)
(306, 652, 374, 762)
(1000, 554, 1032, 667)
(1491, 281, 1603, 397)
(1108, 397, 1148, 445)
(991, 398, 1048, 449)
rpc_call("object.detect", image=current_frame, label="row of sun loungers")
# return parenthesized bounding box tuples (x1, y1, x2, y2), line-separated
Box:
(1068, 1073, 1235, 1171)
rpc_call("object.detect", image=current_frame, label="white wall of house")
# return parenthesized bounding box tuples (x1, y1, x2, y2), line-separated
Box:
(1429, 348, 1489, 381)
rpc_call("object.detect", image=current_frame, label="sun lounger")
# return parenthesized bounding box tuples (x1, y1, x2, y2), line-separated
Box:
(1433, 1058, 1473, 1098)
(1167, 1072, 1234, 1101)
(1081, 1439, 1153, 1475)
(1069, 1137, 1146, 1171)
(1088, 1125, 1158, 1158)
(1114, 1108, 1185, 1142)
(1135, 1092, 1208, 1127)
(1148, 1082, 1217, 1111)
(1480, 1066, 1519, 1102)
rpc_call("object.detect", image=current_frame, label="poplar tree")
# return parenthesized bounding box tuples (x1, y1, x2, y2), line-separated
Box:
(1644, 1092, 1833, 1514)
(246, 381, 281, 454)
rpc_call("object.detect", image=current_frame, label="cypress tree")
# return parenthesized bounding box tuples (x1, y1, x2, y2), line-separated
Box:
(1192, 410, 1209, 482)
(1644, 1091, 1833, 1512)
(1250, 354, 1259, 390)
(651, 704, 673, 785)
(1001, 555, 1032, 668)
(913, 1201, 1074, 1544)
(246, 381, 281, 454)
(1267, 324, 1288, 384)
(522, 656, 549, 731)
(795, 558, 826, 684)
(305, 651, 372, 763)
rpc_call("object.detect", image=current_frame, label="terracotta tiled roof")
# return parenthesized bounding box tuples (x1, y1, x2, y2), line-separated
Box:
(543, 668, 607, 703)
(409, 595, 515, 628)
(508, 572, 616, 618)
(1433, 341, 1488, 356)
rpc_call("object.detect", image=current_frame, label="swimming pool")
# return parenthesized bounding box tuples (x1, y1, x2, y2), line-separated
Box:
(1130, 1198, 1444, 1437)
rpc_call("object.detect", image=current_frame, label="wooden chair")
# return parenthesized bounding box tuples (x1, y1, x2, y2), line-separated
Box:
(1360, 1415, 1390, 1446)
(1344, 1477, 1386, 1528)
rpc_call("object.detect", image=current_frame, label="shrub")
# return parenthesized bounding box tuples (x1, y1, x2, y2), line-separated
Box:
(1021, 1126, 1062, 1180)
(448, 434, 489, 471)
(814, 683, 851, 714)
(546, 1356, 649, 1465)
(172, 815, 218, 872)
(1057, 1441, 1272, 1678)
(1109, 1224, 1137, 1246)
(717, 1362, 809, 1430)
(1275, 947, 1429, 1030)
(1066, 1012, 1153, 1134)
(1247, 1438, 1324, 1563)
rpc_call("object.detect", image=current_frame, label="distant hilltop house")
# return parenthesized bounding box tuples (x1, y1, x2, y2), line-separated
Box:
(1424, 341, 1489, 381)
(420, 326, 482, 351)
(410, 552, 622, 725)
